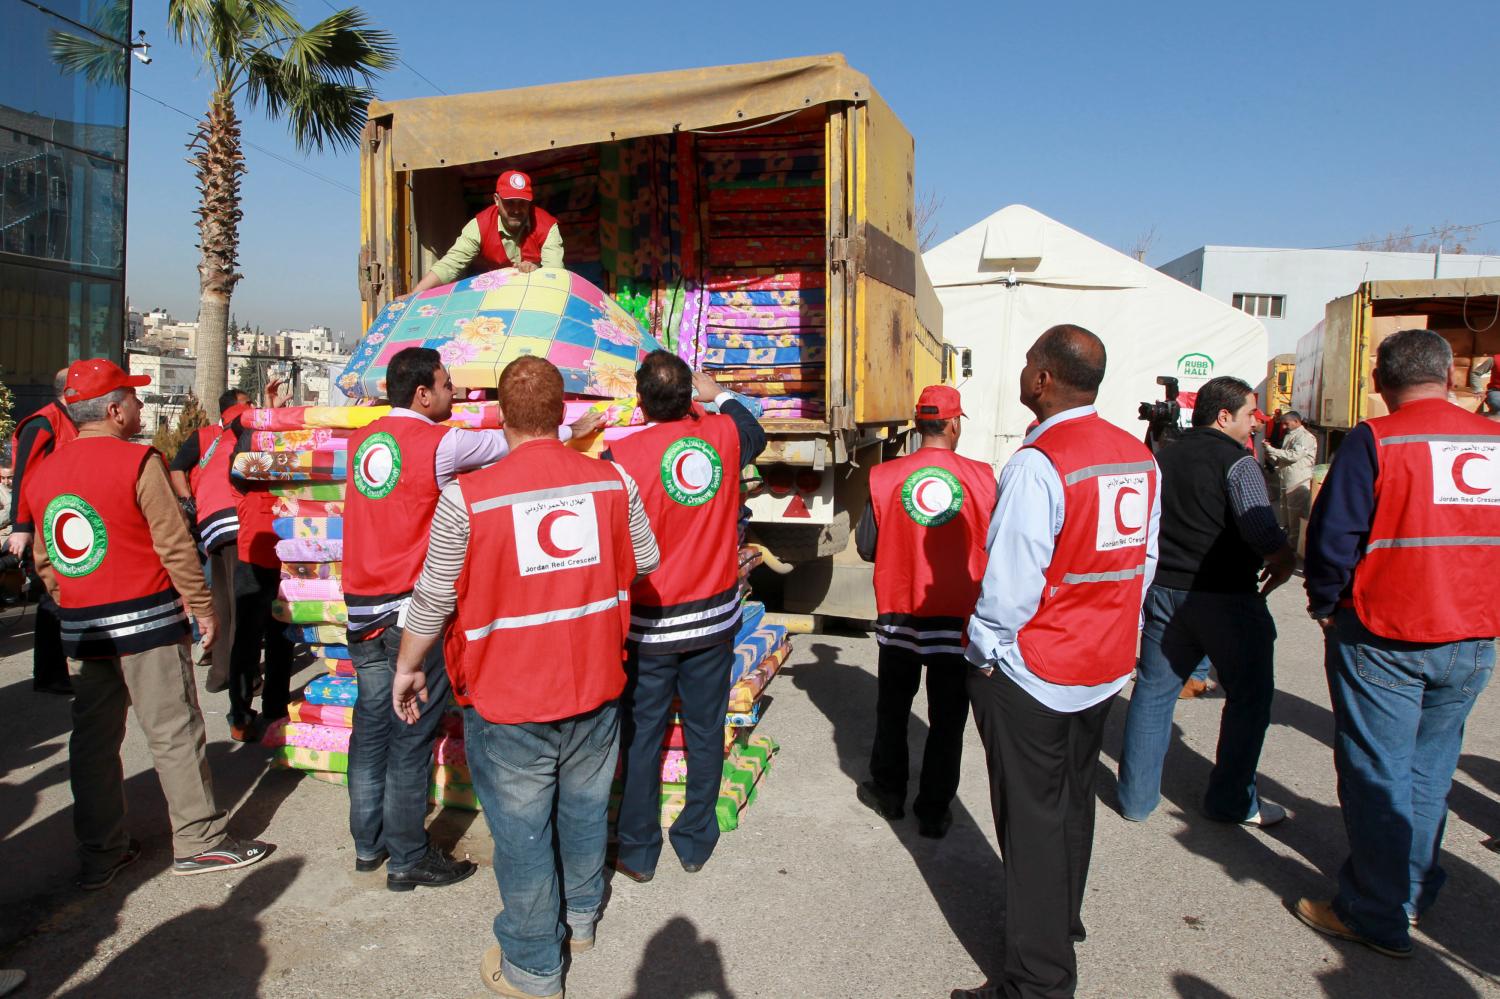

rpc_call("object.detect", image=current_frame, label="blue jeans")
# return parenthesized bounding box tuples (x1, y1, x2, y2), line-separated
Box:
(1325, 607, 1493, 948)
(616, 641, 733, 872)
(347, 625, 450, 871)
(465, 700, 619, 997)
(1117, 585, 1276, 822)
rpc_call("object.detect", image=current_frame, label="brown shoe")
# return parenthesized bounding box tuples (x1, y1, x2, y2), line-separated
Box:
(1292, 898, 1413, 958)
(1179, 677, 1215, 699)
(480, 944, 562, 998)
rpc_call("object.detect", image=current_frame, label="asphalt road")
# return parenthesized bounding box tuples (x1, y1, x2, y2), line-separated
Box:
(0, 585, 1497, 998)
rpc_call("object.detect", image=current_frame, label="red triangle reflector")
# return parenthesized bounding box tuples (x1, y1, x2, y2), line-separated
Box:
(784, 495, 812, 518)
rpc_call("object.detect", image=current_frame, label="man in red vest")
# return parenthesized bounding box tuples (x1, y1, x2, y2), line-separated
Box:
(169, 387, 251, 691)
(25, 359, 270, 888)
(853, 385, 996, 839)
(344, 346, 599, 891)
(393, 356, 658, 999)
(405, 169, 564, 298)
(607, 351, 765, 881)
(953, 325, 1160, 999)
(1295, 329, 1500, 959)
(6, 367, 76, 695)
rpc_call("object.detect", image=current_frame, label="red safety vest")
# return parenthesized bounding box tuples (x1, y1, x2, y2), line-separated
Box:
(343, 414, 449, 640)
(1353, 397, 1500, 642)
(868, 446, 997, 654)
(610, 413, 742, 653)
(1016, 412, 1157, 686)
(475, 204, 559, 270)
(448, 438, 636, 724)
(10, 402, 78, 531)
(23, 435, 190, 658)
(190, 403, 249, 554)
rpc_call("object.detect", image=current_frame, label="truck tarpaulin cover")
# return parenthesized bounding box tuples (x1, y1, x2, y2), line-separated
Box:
(368, 54, 874, 172)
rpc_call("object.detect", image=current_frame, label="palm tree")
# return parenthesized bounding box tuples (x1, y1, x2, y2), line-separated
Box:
(166, 0, 395, 416)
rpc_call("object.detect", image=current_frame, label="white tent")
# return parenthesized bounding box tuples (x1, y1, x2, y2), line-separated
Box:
(923, 204, 1269, 467)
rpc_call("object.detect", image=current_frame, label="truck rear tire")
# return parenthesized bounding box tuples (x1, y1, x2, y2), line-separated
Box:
(751, 512, 851, 563)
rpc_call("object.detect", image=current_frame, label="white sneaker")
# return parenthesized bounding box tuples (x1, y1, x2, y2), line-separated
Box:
(1242, 801, 1288, 827)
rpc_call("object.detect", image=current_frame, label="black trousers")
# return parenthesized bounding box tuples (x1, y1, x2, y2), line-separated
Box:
(968, 665, 1115, 999)
(228, 561, 292, 726)
(33, 595, 69, 687)
(868, 643, 969, 822)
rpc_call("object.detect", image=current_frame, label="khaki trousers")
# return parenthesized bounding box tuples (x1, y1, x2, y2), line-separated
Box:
(1278, 480, 1312, 553)
(206, 544, 239, 690)
(70, 640, 228, 871)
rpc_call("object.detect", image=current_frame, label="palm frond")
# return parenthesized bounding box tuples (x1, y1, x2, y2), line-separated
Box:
(48, 0, 132, 87)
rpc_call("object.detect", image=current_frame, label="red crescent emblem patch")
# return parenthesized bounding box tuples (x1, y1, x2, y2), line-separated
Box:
(1452, 452, 1490, 496)
(1115, 486, 1143, 534)
(537, 508, 582, 558)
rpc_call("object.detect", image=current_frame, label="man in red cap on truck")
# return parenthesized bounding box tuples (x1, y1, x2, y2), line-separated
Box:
(405, 169, 564, 297)
(853, 384, 997, 839)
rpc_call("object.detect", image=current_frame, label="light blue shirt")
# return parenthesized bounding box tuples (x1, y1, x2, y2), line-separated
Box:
(964, 405, 1161, 713)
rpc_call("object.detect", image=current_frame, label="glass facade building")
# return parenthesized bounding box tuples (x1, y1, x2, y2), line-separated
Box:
(0, 0, 130, 417)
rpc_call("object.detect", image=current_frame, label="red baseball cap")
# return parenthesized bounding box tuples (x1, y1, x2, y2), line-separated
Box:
(62, 358, 150, 404)
(495, 170, 533, 201)
(915, 384, 965, 420)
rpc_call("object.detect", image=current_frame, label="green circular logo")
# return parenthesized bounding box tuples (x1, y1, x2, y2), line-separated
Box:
(660, 438, 724, 507)
(901, 466, 964, 527)
(353, 432, 402, 500)
(43, 494, 108, 578)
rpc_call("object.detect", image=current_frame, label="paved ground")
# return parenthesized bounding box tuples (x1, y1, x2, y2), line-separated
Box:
(0, 585, 1497, 998)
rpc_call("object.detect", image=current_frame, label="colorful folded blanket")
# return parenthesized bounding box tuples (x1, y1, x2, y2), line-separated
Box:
(287, 624, 347, 644)
(733, 602, 767, 644)
(725, 705, 763, 727)
(726, 381, 823, 396)
(287, 701, 354, 728)
(705, 306, 826, 326)
(432, 733, 468, 766)
(270, 483, 346, 501)
(279, 578, 343, 602)
(322, 658, 356, 677)
(304, 675, 358, 706)
(274, 745, 349, 773)
(275, 539, 343, 563)
(250, 429, 352, 452)
(265, 720, 352, 753)
(700, 268, 824, 291)
(246, 406, 384, 431)
(281, 561, 343, 581)
(733, 627, 787, 685)
(233, 451, 347, 483)
(272, 517, 344, 540)
(660, 749, 689, 784)
(310, 643, 351, 660)
(706, 332, 825, 350)
(709, 288, 826, 307)
(429, 781, 481, 811)
(272, 599, 347, 626)
(272, 498, 346, 519)
(727, 641, 789, 713)
(431, 762, 472, 787)
(703, 366, 825, 382)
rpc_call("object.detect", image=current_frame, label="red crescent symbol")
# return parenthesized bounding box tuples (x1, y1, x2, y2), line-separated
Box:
(537, 509, 582, 558)
(914, 478, 938, 514)
(1115, 486, 1143, 534)
(674, 451, 704, 491)
(54, 511, 89, 560)
(360, 445, 382, 486)
(1453, 452, 1490, 496)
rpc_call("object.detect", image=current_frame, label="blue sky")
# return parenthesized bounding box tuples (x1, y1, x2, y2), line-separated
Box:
(123, 0, 1500, 337)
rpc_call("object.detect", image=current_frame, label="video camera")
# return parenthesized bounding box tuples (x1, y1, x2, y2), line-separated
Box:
(1137, 375, 1182, 453)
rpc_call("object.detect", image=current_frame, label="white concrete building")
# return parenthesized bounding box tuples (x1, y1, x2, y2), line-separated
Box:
(1158, 247, 1500, 357)
(127, 349, 197, 436)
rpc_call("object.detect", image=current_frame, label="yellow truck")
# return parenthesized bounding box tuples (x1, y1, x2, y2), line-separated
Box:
(1291, 277, 1500, 449)
(356, 54, 948, 619)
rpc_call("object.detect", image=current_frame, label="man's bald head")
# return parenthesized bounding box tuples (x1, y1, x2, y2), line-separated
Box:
(1030, 324, 1106, 397)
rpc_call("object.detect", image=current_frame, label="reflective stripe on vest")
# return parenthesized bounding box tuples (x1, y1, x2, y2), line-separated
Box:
(1352, 398, 1500, 642)
(467, 589, 630, 641)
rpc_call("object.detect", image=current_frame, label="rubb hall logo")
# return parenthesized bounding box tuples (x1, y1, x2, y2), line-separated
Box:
(660, 438, 723, 506)
(44, 494, 108, 577)
(901, 466, 963, 527)
(354, 432, 401, 500)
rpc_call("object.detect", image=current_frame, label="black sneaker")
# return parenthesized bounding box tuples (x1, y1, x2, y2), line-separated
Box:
(917, 810, 953, 839)
(386, 847, 476, 892)
(172, 837, 272, 876)
(856, 780, 905, 821)
(78, 838, 142, 890)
